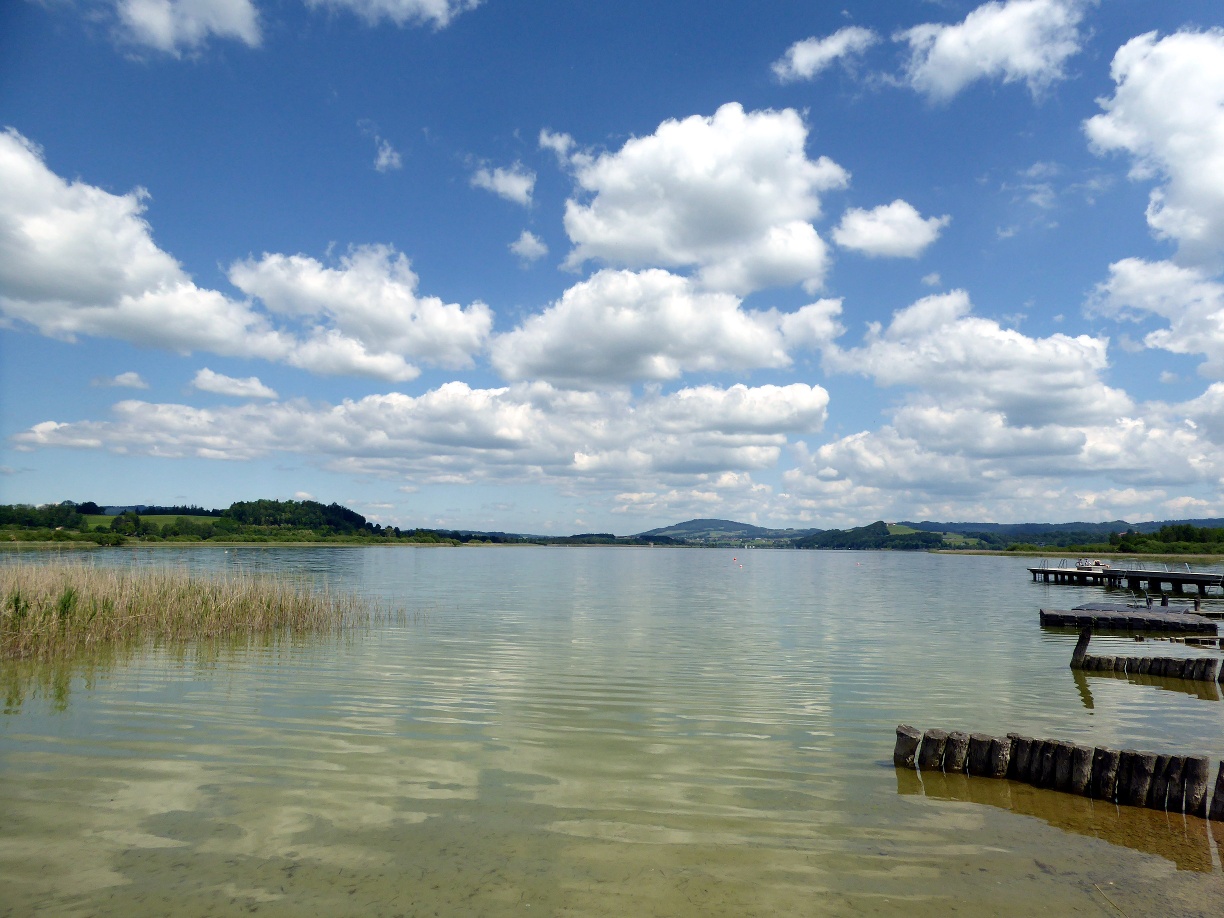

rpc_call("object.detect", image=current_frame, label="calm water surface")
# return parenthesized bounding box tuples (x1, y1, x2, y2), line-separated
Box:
(2, 547, 1224, 916)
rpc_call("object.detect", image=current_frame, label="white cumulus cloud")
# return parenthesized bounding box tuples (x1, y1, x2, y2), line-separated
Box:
(92, 371, 149, 389)
(470, 162, 535, 206)
(191, 368, 278, 399)
(303, 0, 480, 29)
(116, 0, 260, 54)
(1091, 258, 1224, 378)
(896, 0, 1086, 101)
(1085, 29, 1224, 267)
(0, 129, 489, 383)
(228, 244, 493, 378)
(509, 230, 548, 262)
(772, 26, 878, 83)
(560, 103, 849, 295)
(832, 200, 950, 257)
(490, 268, 842, 387)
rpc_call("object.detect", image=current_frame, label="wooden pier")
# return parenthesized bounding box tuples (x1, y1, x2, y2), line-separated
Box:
(1039, 605, 1219, 634)
(1029, 562, 1223, 594)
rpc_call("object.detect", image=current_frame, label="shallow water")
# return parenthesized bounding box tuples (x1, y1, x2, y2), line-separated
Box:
(2, 546, 1223, 916)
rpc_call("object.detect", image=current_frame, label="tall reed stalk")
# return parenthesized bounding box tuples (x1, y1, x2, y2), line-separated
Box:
(1, 562, 376, 659)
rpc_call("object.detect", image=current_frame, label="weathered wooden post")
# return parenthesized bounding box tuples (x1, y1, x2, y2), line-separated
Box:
(1071, 627, 1091, 668)
(1147, 754, 1171, 809)
(1204, 659, 1220, 682)
(1209, 762, 1224, 821)
(1052, 742, 1074, 791)
(1120, 751, 1157, 807)
(1070, 745, 1093, 796)
(988, 736, 1012, 779)
(1166, 756, 1187, 812)
(943, 731, 970, 773)
(967, 733, 994, 777)
(1038, 740, 1059, 788)
(1008, 735, 1034, 781)
(918, 729, 949, 771)
(1184, 757, 1210, 818)
(1091, 747, 1121, 801)
(894, 724, 922, 768)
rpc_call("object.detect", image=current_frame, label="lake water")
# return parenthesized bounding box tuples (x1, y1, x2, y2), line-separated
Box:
(2, 546, 1223, 916)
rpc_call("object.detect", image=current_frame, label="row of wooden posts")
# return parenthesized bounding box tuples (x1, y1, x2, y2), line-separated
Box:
(1069, 627, 1223, 681)
(894, 725, 1224, 819)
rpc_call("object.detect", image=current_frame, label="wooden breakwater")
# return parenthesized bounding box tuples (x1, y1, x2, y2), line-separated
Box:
(1068, 627, 1222, 682)
(893, 725, 1224, 819)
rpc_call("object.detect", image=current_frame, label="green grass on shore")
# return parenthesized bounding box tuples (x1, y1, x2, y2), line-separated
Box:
(1, 562, 383, 659)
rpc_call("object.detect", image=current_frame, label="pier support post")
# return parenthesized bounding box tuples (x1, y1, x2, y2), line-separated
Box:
(1070, 627, 1091, 668)
(893, 725, 922, 769)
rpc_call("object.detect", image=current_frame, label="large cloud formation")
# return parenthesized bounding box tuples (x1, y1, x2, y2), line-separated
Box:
(1085, 29, 1224, 267)
(14, 381, 830, 487)
(897, 0, 1087, 101)
(491, 268, 842, 387)
(0, 128, 490, 382)
(559, 103, 849, 295)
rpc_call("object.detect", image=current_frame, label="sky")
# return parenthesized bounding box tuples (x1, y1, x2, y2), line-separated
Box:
(3, 0, 1224, 534)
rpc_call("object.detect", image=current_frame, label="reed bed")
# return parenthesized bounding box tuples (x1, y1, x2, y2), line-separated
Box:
(1, 562, 379, 659)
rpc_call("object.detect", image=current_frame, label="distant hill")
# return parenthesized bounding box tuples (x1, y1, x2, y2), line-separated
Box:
(636, 518, 822, 543)
(900, 518, 1224, 536)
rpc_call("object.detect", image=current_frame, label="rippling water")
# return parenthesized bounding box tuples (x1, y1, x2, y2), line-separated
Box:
(2, 546, 1223, 916)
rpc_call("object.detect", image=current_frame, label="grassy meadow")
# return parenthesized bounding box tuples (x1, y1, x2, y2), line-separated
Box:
(1, 562, 382, 659)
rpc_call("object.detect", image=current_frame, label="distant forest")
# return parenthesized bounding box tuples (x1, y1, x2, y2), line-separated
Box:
(6, 501, 1224, 553)
(0, 500, 677, 547)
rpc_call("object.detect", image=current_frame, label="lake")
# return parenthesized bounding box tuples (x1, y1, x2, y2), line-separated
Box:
(2, 546, 1223, 916)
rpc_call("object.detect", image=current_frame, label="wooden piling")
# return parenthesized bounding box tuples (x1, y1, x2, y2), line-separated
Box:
(943, 731, 970, 773)
(1184, 757, 1210, 818)
(988, 736, 1012, 779)
(1070, 745, 1093, 796)
(1050, 742, 1073, 791)
(1037, 740, 1058, 789)
(1091, 747, 1121, 801)
(918, 729, 949, 771)
(966, 733, 994, 777)
(1070, 627, 1091, 668)
(1120, 751, 1156, 807)
(1209, 762, 1224, 821)
(1205, 659, 1220, 682)
(1008, 735, 1034, 781)
(1165, 756, 1187, 813)
(1147, 754, 1171, 809)
(893, 724, 922, 769)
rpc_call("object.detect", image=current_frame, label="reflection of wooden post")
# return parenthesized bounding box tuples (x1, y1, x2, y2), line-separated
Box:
(893, 724, 922, 768)
(1070, 745, 1093, 796)
(1209, 762, 1224, 821)
(943, 731, 970, 773)
(1071, 627, 1091, 668)
(1184, 757, 1210, 818)
(918, 729, 949, 771)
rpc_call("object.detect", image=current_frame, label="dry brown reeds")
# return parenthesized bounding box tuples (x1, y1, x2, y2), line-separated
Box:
(1, 562, 379, 659)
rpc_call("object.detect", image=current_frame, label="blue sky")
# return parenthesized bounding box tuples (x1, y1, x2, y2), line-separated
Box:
(4, 0, 1224, 534)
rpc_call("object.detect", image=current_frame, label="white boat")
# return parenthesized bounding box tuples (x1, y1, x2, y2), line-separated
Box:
(1075, 558, 1112, 573)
